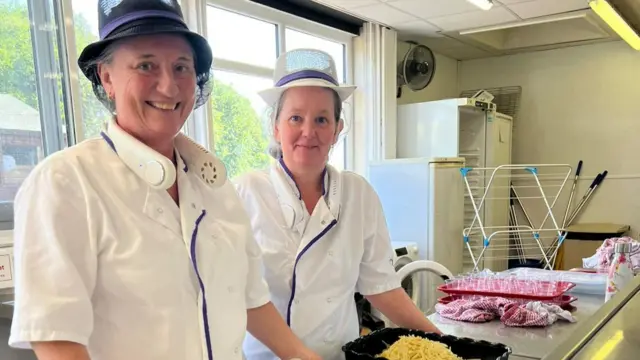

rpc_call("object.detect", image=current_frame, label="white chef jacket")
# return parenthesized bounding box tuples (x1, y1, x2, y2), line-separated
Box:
(235, 160, 401, 360)
(9, 136, 270, 360)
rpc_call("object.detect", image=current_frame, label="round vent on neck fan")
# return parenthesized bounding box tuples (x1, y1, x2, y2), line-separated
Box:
(174, 134, 227, 188)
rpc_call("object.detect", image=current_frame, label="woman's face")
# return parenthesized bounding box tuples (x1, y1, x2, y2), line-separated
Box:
(98, 34, 196, 144)
(275, 86, 343, 172)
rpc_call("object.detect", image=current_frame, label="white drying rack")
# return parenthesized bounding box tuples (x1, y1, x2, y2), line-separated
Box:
(460, 164, 573, 272)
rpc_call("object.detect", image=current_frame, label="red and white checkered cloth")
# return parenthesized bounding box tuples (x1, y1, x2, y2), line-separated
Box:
(434, 297, 576, 327)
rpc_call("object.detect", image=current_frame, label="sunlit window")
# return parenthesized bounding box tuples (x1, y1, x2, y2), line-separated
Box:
(206, 4, 352, 177)
(72, 0, 113, 139)
(0, 0, 354, 228)
(0, 0, 70, 228)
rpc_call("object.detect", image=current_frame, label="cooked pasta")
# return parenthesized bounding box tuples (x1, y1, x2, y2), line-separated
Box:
(377, 335, 462, 360)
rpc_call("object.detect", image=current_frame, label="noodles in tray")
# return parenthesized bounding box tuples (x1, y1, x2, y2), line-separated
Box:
(377, 335, 463, 360)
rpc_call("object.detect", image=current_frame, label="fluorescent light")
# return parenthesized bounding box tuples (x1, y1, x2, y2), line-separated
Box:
(466, 0, 493, 11)
(589, 0, 640, 50)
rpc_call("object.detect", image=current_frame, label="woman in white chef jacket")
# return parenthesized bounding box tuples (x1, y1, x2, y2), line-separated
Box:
(8, 1, 321, 360)
(235, 49, 442, 360)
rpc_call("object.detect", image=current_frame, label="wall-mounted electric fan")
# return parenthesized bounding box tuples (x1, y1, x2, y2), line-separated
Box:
(397, 41, 436, 98)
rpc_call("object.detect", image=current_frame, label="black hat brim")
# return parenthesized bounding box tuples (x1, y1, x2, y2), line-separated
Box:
(78, 18, 212, 84)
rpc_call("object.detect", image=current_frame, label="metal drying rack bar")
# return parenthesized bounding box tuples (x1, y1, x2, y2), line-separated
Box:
(461, 164, 573, 271)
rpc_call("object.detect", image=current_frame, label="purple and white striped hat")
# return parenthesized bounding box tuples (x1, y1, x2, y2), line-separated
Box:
(78, 0, 212, 84)
(258, 48, 357, 105)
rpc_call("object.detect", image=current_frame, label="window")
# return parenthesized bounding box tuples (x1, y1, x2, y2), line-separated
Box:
(0, 0, 71, 229)
(0, 0, 356, 229)
(207, 0, 354, 177)
(207, 6, 277, 69)
(72, 0, 112, 139)
(211, 70, 273, 178)
(206, 6, 275, 179)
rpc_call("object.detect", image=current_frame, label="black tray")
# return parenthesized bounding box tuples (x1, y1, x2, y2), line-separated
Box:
(342, 328, 511, 360)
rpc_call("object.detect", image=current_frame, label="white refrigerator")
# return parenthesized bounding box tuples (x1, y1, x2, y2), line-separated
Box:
(368, 157, 465, 313)
(396, 98, 513, 272)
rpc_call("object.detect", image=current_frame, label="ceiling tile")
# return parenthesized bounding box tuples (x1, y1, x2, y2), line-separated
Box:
(393, 20, 442, 36)
(427, 6, 519, 31)
(439, 46, 494, 60)
(410, 36, 467, 49)
(313, 0, 380, 10)
(349, 3, 419, 25)
(387, 0, 481, 19)
(506, 0, 590, 19)
(404, 36, 495, 60)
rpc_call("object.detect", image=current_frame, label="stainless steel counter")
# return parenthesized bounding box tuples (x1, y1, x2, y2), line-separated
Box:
(427, 294, 605, 359)
(0, 289, 14, 319)
(542, 275, 640, 360)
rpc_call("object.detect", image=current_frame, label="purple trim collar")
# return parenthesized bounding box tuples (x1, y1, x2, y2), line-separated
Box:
(275, 69, 338, 87)
(278, 157, 327, 199)
(100, 10, 186, 39)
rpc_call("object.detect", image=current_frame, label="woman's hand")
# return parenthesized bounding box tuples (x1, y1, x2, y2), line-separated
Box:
(365, 288, 442, 334)
(288, 347, 323, 360)
(247, 302, 324, 359)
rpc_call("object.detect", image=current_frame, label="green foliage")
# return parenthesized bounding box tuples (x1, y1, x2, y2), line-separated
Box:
(211, 82, 271, 178)
(0, 2, 270, 179)
(0, 3, 37, 108)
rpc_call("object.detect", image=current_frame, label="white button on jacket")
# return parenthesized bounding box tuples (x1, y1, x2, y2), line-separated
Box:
(235, 161, 401, 360)
(9, 138, 270, 360)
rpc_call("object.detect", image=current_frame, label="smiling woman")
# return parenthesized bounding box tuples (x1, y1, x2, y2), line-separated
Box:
(272, 87, 343, 175)
(236, 48, 440, 360)
(8, 1, 321, 360)
(94, 34, 198, 159)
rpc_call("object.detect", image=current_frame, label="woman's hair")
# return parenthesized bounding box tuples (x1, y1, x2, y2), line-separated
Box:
(84, 42, 119, 113)
(267, 88, 343, 159)
(83, 35, 212, 114)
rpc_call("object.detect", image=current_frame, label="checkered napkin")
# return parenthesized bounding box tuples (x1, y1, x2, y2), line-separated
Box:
(435, 297, 576, 327)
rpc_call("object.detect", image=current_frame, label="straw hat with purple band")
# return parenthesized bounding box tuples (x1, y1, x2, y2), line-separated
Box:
(258, 48, 357, 106)
(78, 0, 212, 85)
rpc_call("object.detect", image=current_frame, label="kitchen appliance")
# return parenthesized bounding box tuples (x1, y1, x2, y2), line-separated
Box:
(391, 241, 420, 305)
(366, 242, 422, 328)
(396, 98, 513, 272)
(368, 158, 464, 313)
(396, 41, 436, 98)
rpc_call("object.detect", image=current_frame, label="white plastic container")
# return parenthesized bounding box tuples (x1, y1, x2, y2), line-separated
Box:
(502, 267, 607, 295)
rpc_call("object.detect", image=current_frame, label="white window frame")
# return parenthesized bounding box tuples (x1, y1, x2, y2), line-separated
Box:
(180, 0, 215, 150)
(203, 0, 357, 170)
(0, 0, 358, 230)
(0, 0, 76, 229)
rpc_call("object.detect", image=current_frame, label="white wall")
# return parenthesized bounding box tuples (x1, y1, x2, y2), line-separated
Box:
(396, 40, 459, 105)
(458, 41, 640, 234)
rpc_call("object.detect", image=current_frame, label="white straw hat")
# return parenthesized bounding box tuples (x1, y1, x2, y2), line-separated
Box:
(258, 48, 357, 105)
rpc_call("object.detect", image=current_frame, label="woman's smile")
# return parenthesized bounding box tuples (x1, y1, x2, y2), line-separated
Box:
(146, 101, 180, 111)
